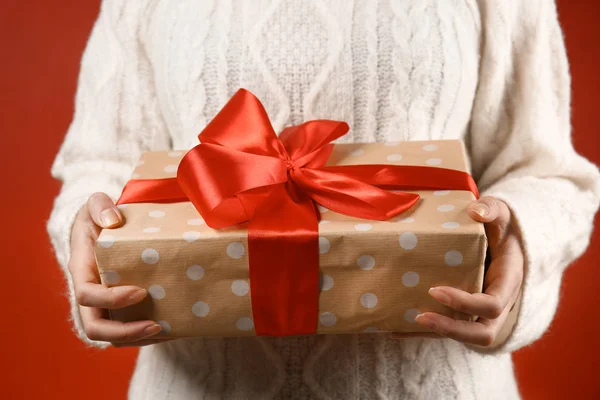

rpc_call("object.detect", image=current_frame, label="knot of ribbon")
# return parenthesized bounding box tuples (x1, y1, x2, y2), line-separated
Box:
(118, 89, 479, 336)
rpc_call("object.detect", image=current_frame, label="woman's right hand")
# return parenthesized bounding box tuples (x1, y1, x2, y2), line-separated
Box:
(69, 192, 164, 346)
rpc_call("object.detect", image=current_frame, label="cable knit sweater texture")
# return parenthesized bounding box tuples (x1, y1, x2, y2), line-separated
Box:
(48, 1, 600, 399)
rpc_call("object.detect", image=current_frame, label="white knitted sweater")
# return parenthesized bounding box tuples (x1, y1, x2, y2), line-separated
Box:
(48, 1, 600, 399)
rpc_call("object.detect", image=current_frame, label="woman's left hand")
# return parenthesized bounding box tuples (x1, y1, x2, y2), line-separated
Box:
(394, 196, 525, 347)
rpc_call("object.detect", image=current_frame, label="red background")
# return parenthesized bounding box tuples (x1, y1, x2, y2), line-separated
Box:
(1, 1, 598, 399)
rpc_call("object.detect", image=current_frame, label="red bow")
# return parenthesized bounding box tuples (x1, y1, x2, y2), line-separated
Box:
(118, 89, 479, 336)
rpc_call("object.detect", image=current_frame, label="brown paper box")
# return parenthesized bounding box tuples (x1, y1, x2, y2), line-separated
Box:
(95, 140, 487, 338)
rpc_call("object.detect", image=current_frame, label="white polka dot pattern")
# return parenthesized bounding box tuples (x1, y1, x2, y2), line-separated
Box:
(143, 227, 161, 233)
(192, 301, 210, 317)
(386, 154, 403, 162)
(398, 217, 415, 223)
(442, 222, 460, 229)
(97, 235, 115, 248)
(426, 158, 442, 166)
(164, 165, 178, 173)
(148, 284, 166, 299)
(319, 237, 331, 254)
(357, 255, 375, 270)
(437, 204, 455, 212)
(183, 231, 201, 242)
(445, 250, 463, 266)
(404, 309, 420, 323)
(187, 218, 205, 226)
(186, 265, 205, 280)
(148, 210, 166, 218)
(319, 312, 337, 327)
(350, 148, 365, 156)
(157, 320, 171, 334)
(226, 242, 245, 259)
(354, 224, 373, 232)
(360, 293, 378, 309)
(141, 248, 159, 264)
(402, 272, 419, 287)
(423, 144, 438, 152)
(433, 190, 450, 196)
(231, 280, 250, 296)
(236, 317, 254, 331)
(399, 232, 418, 250)
(101, 271, 121, 285)
(320, 274, 334, 291)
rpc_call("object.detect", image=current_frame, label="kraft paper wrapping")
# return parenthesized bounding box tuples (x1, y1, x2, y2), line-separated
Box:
(95, 140, 487, 338)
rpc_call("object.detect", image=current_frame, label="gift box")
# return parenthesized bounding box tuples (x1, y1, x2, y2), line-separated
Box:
(95, 90, 486, 338)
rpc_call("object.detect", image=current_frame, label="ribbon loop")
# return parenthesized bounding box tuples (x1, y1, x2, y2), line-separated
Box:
(279, 120, 349, 162)
(199, 89, 286, 158)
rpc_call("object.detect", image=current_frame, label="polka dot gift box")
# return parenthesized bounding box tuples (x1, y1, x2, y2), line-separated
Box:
(95, 139, 486, 338)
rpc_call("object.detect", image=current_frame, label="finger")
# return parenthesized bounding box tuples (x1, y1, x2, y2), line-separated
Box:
(80, 306, 162, 343)
(69, 219, 148, 308)
(68, 200, 108, 279)
(69, 212, 103, 285)
(76, 282, 148, 309)
(467, 196, 510, 228)
(415, 312, 501, 347)
(482, 234, 524, 300)
(429, 285, 511, 320)
(87, 192, 123, 228)
(429, 231, 522, 319)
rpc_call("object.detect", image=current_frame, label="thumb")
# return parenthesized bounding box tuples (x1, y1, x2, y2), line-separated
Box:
(467, 196, 511, 229)
(469, 196, 519, 260)
(87, 192, 124, 228)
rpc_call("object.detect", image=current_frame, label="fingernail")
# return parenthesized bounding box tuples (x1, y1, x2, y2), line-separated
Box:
(415, 314, 436, 330)
(101, 208, 120, 227)
(143, 324, 162, 338)
(129, 288, 147, 303)
(429, 287, 451, 306)
(471, 202, 489, 218)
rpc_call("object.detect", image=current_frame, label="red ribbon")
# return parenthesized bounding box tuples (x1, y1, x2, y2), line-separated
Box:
(118, 89, 479, 336)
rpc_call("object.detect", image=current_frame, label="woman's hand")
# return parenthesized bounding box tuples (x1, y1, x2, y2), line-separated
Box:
(416, 196, 524, 347)
(69, 192, 165, 347)
(393, 196, 524, 347)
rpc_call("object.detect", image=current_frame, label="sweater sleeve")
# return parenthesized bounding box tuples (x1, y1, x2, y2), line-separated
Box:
(469, 0, 600, 353)
(47, 1, 170, 347)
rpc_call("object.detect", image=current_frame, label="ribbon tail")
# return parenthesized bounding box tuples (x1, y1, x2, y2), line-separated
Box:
(291, 168, 420, 220)
(248, 184, 319, 336)
(322, 165, 480, 198)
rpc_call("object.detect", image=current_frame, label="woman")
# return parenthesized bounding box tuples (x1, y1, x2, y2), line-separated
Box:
(48, 1, 600, 399)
